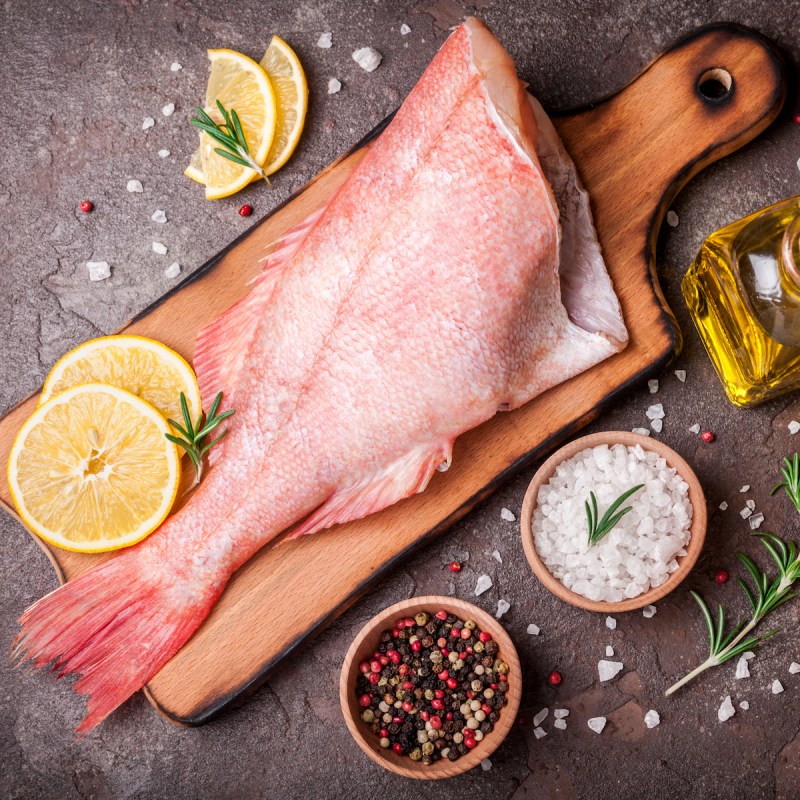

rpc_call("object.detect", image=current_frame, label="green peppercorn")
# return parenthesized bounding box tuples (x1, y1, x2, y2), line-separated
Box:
(422, 741, 435, 756)
(464, 619, 477, 630)
(495, 660, 509, 674)
(409, 747, 423, 762)
(415, 612, 429, 626)
(474, 641, 485, 653)
(361, 709, 375, 723)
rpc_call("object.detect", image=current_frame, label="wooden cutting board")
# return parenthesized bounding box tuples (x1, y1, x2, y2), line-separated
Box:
(0, 24, 785, 725)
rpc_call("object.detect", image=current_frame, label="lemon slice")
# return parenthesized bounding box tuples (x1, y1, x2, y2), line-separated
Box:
(200, 49, 276, 200)
(184, 147, 205, 184)
(8, 384, 181, 553)
(40, 335, 202, 423)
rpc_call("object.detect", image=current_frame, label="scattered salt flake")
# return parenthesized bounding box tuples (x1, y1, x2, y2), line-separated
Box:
(480, 758, 492, 772)
(675, 369, 686, 382)
(749, 512, 765, 530)
(587, 717, 606, 734)
(142, 117, 155, 130)
(158, 149, 170, 158)
(646, 403, 665, 420)
(746, 499, 756, 510)
(742, 651, 756, 661)
(789, 420, 800, 435)
(740, 507, 753, 519)
(170, 61, 182, 72)
(666, 210, 679, 227)
(127, 179, 143, 193)
(740, 485, 751, 493)
(650, 418, 663, 434)
(526, 623, 540, 636)
(598, 660, 624, 682)
(474, 574, 492, 596)
(719, 501, 728, 511)
(495, 599, 510, 619)
(152, 241, 168, 255)
(162, 103, 175, 117)
(317, 32, 332, 48)
(554, 709, 569, 719)
(632, 427, 651, 436)
(606, 616, 617, 630)
(492, 549, 503, 563)
(772, 679, 784, 694)
(500, 507, 516, 522)
(554, 718, 567, 730)
(642, 605, 657, 619)
(533, 725, 547, 739)
(164, 262, 181, 279)
(400, 23, 412, 35)
(790, 662, 800, 674)
(718, 695, 735, 722)
(352, 46, 382, 72)
(327, 78, 342, 94)
(533, 708, 549, 727)
(605, 645, 614, 657)
(86, 261, 111, 281)
(736, 655, 751, 679)
(797, 156, 800, 174)
(689, 423, 701, 434)
(151, 209, 167, 224)
(644, 709, 660, 728)
(648, 379, 659, 393)
(740, 700, 750, 710)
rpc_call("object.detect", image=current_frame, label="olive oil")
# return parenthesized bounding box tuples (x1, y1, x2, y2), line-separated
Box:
(683, 196, 800, 406)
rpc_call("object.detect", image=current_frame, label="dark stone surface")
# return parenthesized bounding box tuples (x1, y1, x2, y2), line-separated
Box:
(2, 1, 800, 798)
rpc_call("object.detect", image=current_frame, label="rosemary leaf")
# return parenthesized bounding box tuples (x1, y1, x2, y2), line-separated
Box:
(584, 484, 644, 546)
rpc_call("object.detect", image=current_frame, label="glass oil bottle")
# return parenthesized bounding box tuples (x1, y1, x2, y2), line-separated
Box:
(682, 195, 800, 407)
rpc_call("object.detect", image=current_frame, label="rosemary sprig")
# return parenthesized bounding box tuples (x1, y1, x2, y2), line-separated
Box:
(665, 532, 799, 695)
(771, 453, 800, 513)
(584, 484, 644, 546)
(190, 100, 269, 182)
(165, 391, 235, 487)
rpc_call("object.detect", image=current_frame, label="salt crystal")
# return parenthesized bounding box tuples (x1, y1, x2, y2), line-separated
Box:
(740, 700, 750, 710)
(666, 210, 679, 227)
(718, 695, 735, 722)
(495, 599, 510, 619)
(650, 418, 663, 433)
(492, 550, 503, 563)
(632, 427, 651, 436)
(474, 574, 492, 596)
(533, 708, 549, 726)
(644, 709, 660, 728)
(749, 512, 765, 530)
(740, 507, 753, 519)
(598, 660, 624, 682)
(646, 403, 665, 420)
(675, 370, 686, 382)
(152, 241, 168, 255)
(606, 616, 617, 630)
(400, 23, 411, 35)
(790, 421, 800, 435)
(643, 605, 657, 618)
(500, 507, 516, 522)
(742, 651, 756, 661)
(606, 645, 614, 657)
(151, 209, 167, 224)
(352, 47, 382, 72)
(142, 117, 155, 130)
(158, 149, 170, 158)
(719, 501, 728, 511)
(164, 262, 181, 279)
(772, 679, 784, 694)
(689, 423, 701, 434)
(127, 179, 143, 193)
(797, 157, 800, 173)
(327, 78, 342, 94)
(740, 485, 750, 493)
(554, 709, 569, 719)
(746, 499, 756, 510)
(648, 379, 659, 393)
(86, 261, 111, 281)
(162, 103, 175, 117)
(317, 32, 332, 48)
(170, 61, 182, 72)
(533, 726, 547, 739)
(736, 655, 751, 679)
(587, 716, 606, 734)
(554, 718, 567, 730)
(790, 662, 800, 674)
(480, 758, 492, 771)
(527, 623, 540, 636)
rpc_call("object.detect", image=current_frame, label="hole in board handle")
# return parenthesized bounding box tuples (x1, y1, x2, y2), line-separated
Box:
(697, 67, 733, 102)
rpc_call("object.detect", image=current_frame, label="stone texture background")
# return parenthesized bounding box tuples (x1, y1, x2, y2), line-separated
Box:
(2, 1, 800, 798)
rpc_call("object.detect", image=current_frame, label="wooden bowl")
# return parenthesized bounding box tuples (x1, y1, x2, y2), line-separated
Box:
(339, 595, 522, 779)
(520, 431, 706, 612)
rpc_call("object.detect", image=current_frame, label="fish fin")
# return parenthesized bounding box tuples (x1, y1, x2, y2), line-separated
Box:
(286, 441, 453, 540)
(11, 549, 222, 736)
(193, 203, 328, 411)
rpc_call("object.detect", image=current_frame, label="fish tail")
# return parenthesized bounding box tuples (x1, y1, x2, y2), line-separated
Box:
(11, 549, 222, 736)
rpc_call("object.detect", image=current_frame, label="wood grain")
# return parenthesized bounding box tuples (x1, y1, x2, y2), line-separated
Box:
(0, 24, 786, 724)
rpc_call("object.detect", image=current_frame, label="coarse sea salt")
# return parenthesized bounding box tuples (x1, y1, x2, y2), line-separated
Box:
(666, 210, 679, 227)
(480, 758, 492, 771)
(606, 616, 617, 630)
(643, 604, 657, 618)
(164, 262, 181, 279)
(474, 574, 492, 596)
(158, 149, 170, 158)
(740, 700, 750, 710)
(532, 444, 692, 603)
(746, 499, 755, 510)
(606, 645, 614, 657)
(152, 241, 168, 255)
(554, 709, 569, 719)
(749, 512, 765, 530)
(87, 261, 111, 281)
(495, 599, 510, 619)
(317, 32, 332, 48)
(646, 403, 665, 420)
(718, 695, 735, 722)
(598, 660, 623, 682)
(790, 662, 800, 674)
(741, 507, 753, 519)
(400, 23, 412, 35)
(689, 423, 701, 434)
(588, 716, 606, 734)
(492, 549, 502, 563)
(790, 420, 800, 435)
(648, 379, 658, 393)
(500, 507, 516, 522)
(772, 679, 784, 694)
(142, 117, 155, 130)
(533, 708, 548, 726)
(151, 209, 167, 224)
(675, 370, 686, 382)
(650, 418, 663, 434)
(170, 61, 182, 72)
(352, 47, 382, 72)
(162, 103, 175, 117)
(644, 709, 660, 728)
(632, 428, 651, 436)
(527, 623, 540, 635)
(554, 718, 567, 730)
(736, 655, 751, 679)
(127, 179, 143, 193)
(719, 501, 728, 511)
(327, 78, 342, 94)
(740, 485, 750, 493)
(533, 726, 547, 739)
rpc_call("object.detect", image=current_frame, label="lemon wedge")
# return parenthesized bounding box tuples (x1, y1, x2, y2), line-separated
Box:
(40, 335, 202, 423)
(199, 48, 277, 200)
(8, 384, 181, 553)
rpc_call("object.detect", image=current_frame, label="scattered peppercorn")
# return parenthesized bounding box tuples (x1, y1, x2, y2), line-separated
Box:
(79, 200, 93, 213)
(354, 609, 509, 766)
(794, 113, 800, 125)
(238, 203, 253, 217)
(701, 431, 715, 443)
(547, 670, 562, 686)
(715, 569, 729, 584)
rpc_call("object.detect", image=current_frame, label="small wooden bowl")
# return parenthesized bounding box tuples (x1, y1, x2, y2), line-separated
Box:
(520, 431, 706, 612)
(339, 595, 521, 779)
